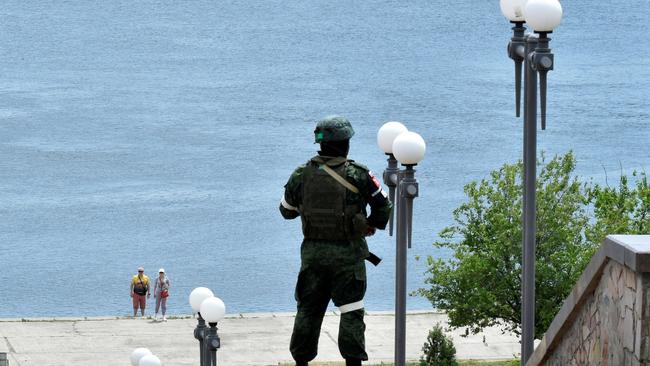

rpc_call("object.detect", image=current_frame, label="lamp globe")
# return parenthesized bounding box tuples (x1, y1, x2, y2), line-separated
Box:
(130, 348, 152, 366)
(377, 121, 408, 154)
(200, 296, 227, 323)
(139, 354, 162, 366)
(189, 287, 214, 313)
(499, 0, 527, 22)
(392, 132, 426, 165)
(524, 0, 562, 32)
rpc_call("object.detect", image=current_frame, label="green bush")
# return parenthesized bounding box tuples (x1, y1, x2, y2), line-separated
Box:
(419, 324, 458, 366)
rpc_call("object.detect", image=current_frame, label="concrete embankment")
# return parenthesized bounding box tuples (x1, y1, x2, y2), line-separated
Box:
(0, 311, 519, 365)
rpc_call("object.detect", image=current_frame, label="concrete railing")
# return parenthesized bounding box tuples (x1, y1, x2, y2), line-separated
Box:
(527, 235, 650, 366)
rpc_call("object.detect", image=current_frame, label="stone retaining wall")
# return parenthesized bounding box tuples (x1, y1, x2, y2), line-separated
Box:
(544, 260, 647, 365)
(528, 235, 650, 366)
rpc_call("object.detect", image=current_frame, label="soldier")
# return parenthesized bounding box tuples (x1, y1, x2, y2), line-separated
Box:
(279, 116, 392, 366)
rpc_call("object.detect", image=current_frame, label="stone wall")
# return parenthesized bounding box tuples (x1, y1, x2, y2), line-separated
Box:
(528, 235, 650, 366)
(542, 260, 646, 365)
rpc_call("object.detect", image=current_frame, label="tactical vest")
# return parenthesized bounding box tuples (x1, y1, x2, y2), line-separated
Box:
(300, 157, 364, 240)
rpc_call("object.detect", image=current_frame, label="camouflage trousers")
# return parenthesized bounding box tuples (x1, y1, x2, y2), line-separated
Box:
(290, 260, 368, 363)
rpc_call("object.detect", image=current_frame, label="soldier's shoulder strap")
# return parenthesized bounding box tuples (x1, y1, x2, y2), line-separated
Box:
(346, 160, 371, 187)
(347, 160, 369, 172)
(290, 164, 306, 178)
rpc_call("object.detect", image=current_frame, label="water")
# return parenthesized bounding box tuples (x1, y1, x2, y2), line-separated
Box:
(0, 1, 648, 317)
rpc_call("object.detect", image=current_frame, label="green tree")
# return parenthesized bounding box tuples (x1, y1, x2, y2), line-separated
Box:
(587, 171, 650, 241)
(419, 324, 458, 366)
(418, 152, 599, 338)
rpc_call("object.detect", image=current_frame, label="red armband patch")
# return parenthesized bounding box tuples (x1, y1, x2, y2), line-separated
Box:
(369, 171, 382, 189)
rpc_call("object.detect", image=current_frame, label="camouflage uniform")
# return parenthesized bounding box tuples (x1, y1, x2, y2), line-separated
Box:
(279, 117, 392, 364)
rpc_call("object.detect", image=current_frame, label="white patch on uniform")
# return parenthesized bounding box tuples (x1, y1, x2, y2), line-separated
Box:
(281, 197, 298, 212)
(339, 300, 364, 313)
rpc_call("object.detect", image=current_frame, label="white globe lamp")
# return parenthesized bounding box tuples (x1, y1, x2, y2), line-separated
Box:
(524, 0, 562, 32)
(139, 354, 162, 366)
(200, 296, 226, 323)
(499, 0, 527, 22)
(130, 348, 152, 366)
(189, 287, 214, 313)
(377, 121, 408, 154)
(392, 132, 426, 165)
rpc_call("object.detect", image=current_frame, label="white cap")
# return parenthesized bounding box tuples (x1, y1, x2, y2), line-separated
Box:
(158, 268, 165, 273)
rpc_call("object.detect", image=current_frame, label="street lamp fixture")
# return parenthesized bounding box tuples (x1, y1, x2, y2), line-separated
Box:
(190, 287, 215, 366)
(377, 121, 409, 235)
(378, 122, 426, 366)
(138, 354, 162, 366)
(200, 296, 226, 366)
(131, 348, 152, 366)
(393, 131, 426, 166)
(393, 131, 425, 249)
(500, 0, 563, 364)
(499, 0, 526, 22)
(524, 0, 563, 33)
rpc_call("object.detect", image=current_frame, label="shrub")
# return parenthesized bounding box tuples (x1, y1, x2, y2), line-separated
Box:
(419, 324, 458, 366)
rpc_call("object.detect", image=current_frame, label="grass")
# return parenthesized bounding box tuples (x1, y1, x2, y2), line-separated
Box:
(459, 361, 520, 366)
(279, 360, 519, 366)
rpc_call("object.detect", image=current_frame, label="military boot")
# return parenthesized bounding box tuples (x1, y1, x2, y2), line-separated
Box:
(345, 359, 361, 366)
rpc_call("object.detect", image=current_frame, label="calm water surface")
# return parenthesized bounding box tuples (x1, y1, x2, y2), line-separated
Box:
(0, 1, 649, 317)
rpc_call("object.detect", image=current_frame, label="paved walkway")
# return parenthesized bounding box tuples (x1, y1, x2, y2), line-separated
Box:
(0, 311, 520, 365)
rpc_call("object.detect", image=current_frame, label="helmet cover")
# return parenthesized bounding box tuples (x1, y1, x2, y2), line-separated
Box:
(314, 116, 355, 143)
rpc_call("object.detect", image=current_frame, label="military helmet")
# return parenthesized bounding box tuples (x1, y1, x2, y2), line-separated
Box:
(314, 116, 355, 143)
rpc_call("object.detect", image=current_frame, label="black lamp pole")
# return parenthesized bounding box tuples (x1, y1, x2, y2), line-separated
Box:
(205, 322, 221, 366)
(507, 21, 556, 365)
(194, 313, 208, 366)
(384, 158, 419, 366)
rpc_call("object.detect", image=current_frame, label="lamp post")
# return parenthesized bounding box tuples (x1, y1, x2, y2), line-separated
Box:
(200, 296, 226, 366)
(500, 0, 563, 364)
(190, 287, 215, 366)
(377, 123, 426, 366)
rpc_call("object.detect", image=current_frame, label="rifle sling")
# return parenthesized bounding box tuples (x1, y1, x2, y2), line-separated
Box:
(320, 164, 359, 194)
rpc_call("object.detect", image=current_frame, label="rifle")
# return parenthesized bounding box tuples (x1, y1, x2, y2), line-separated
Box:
(366, 252, 382, 266)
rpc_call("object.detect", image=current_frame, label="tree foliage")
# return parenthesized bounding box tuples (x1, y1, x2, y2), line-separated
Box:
(587, 171, 650, 241)
(419, 152, 649, 339)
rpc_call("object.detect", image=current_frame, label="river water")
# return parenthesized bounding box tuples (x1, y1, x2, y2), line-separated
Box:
(0, 1, 648, 317)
